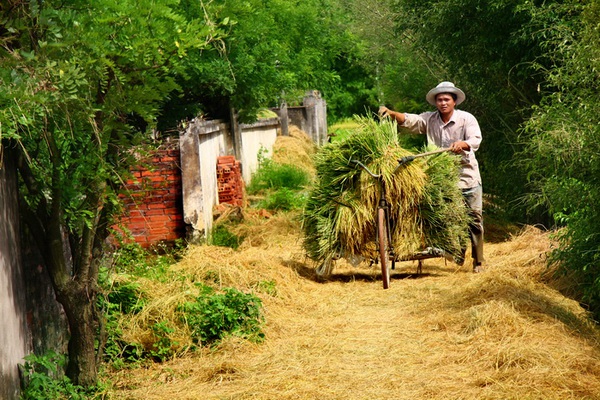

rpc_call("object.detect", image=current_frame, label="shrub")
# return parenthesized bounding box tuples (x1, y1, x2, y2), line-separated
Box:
(247, 154, 311, 194)
(97, 280, 145, 368)
(210, 224, 244, 249)
(178, 285, 265, 346)
(255, 187, 307, 211)
(149, 321, 177, 362)
(19, 352, 87, 400)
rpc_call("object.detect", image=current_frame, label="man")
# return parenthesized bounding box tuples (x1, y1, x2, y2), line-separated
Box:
(379, 81, 484, 273)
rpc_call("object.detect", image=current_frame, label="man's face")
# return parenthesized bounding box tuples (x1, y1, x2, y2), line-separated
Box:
(435, 93, 455, 115)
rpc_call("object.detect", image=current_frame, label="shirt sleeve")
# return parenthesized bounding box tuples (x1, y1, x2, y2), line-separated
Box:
(463, 113, 482, 152)
(401, 112, 429, 134)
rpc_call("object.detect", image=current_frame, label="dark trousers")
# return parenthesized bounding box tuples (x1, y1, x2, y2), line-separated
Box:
(462, 184, 484, 265)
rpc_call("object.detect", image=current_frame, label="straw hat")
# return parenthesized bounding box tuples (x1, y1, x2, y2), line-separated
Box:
(426, 81, 466, 106)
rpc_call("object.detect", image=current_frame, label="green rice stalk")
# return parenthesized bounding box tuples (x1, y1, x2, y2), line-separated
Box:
(302, 115, 469, 273)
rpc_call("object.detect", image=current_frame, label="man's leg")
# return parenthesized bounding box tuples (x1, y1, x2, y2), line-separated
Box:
(462, 185, 484, 271)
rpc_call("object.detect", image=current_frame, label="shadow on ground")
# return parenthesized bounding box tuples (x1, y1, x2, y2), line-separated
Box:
(283, 259, 437, 284)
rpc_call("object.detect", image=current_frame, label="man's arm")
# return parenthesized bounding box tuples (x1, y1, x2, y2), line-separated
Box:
(378, 106, 406, 124)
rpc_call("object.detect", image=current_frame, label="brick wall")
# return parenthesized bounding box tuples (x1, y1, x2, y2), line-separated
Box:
(217, 155, 244, 206)
(116, 142, 185, 248)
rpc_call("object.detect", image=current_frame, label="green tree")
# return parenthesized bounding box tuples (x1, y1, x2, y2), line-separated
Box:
(0, 0, 219, 385)
(158, 0, 378, 127)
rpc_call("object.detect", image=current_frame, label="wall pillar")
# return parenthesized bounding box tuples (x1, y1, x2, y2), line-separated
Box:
(279, 100, 289, 137)
(303, 90, 328, 145)
(179, 124, 205, 242)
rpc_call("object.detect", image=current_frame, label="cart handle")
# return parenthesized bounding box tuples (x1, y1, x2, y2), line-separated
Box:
(350, 159, 380, 179)
(394, 148, 451, 173)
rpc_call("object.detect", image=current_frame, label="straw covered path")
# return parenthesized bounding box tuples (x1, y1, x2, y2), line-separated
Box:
(109, 214, 600, 400)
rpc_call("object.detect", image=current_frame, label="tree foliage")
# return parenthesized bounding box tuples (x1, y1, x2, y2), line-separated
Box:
(0, 0, 219, 385)
(160, 0, 354, 124)
(0, 0, 374, 387)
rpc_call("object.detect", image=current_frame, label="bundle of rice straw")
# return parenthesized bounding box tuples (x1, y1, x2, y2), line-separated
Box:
(302, 115, 470, 275)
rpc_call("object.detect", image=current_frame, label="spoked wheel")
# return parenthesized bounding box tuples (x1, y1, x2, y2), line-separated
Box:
(377, 208, 391, 289)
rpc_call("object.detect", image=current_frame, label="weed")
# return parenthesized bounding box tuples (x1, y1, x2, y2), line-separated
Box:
(178, 285, 265, 346)
(107, 282, 145, 315)
(150, 321, 177, 362)
(97, 281, 145, 368)
(247, 150, 310, 194)
(19, 351, 88, 400)
(255, 280, 277, 296)
(255, 187, 307, 211)
(246, 147, 311, 211)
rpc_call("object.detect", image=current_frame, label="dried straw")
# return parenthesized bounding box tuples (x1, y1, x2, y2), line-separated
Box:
(106, 221, 600, 400)
(272, 126, 317, 175)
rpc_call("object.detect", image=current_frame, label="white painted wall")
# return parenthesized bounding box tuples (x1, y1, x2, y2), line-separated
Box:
(197, 131, 227, 233)
(240, 123, 278, 184)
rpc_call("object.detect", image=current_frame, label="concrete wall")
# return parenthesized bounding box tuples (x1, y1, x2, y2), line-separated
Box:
(239, 118, 279, 184)
(161, 91, 328, 242)
(180, 93, 327, 240)
(180, 119, 231, 240)
(180, 117, 279, 240)
(280, 91, 327, 145)
(0, 149, 30, 400)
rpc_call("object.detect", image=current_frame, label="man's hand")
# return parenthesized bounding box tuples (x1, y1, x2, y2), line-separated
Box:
(449, 141, 470, 154)
(378, 106, 390, 118)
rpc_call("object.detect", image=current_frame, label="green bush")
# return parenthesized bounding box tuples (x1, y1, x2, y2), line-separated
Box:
(245, 148, 311, 212)
(210, 224, 244, 249)
(110, 239, 185, 279)
(178, 285, 265, 346)
(97, 281, 145, 368)
(107, 282, 145, 315)
(255, 187, 307, 211)
(149, 321, 177, 362)
(19, 352, 87, 400)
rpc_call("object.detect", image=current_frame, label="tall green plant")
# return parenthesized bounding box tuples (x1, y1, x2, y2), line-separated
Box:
(179, 285, 265, 346)
(518, 1, 600, 314)
(247, 149, 311, 211)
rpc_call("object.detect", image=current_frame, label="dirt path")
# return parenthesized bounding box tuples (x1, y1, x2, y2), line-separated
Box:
(109, 219, 600, 399)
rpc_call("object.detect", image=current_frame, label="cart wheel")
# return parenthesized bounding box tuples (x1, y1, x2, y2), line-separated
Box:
(377, 208, 391, 289)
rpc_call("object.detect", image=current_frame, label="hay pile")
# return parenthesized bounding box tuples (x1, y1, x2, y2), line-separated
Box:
(272, 126, 317, 175)
(302, 116, 470, 274)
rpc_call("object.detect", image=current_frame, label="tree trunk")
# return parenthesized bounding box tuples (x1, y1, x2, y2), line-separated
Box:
(56, 283, 99, 387)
